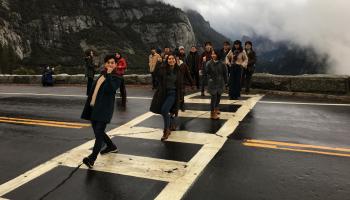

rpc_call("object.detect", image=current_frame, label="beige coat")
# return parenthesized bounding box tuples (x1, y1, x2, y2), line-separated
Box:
(149, 53, 161, 72)
(225, 50, 248, 68)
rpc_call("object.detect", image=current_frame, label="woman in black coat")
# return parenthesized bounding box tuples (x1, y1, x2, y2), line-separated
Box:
(81, 55, 122, 168)
(150, 54, 184, 141)
(206, 50, 228, 120)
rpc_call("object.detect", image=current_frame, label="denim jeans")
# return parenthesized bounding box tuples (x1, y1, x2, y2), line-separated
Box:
(88, 120, 115, 162)
(161, 89, 177, 130)
(210, 92, 221, 111)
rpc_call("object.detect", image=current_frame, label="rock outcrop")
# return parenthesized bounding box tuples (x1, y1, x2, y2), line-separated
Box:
(0, 0, 199, 73)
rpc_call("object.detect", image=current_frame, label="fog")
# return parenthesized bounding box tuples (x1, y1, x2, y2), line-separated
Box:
(161, 0, 350, 75)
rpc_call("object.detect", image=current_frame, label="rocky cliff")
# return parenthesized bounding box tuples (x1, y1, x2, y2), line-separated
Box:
(1, 0, 202, 74)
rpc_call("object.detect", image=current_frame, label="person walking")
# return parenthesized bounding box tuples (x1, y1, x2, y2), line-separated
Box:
(149, 47, 162, 90)
(206, 50, 227, 120)
(225, 40, 248, 100)
(84, 50, 97, 96)
(115, 52, 128, 107)
(242, 41, 257, 93)
(150, 54, 183, 141)
(81, 55, 122, 168)
(177, 46, 187, 62)
(186, 45, 201, 90)
(200, 42, 213, 96)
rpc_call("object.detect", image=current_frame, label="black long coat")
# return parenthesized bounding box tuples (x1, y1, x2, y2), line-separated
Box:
(81, 73, 122, 123)
(150, 64, 184, 115)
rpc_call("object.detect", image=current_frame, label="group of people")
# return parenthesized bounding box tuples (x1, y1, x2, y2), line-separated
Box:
(80, 40, 256, 168)
(148, 40, 256, 140)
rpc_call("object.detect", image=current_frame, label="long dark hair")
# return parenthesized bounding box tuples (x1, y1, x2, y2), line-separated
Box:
(164, 53, 179, 74)
(233, 40, 243, 53)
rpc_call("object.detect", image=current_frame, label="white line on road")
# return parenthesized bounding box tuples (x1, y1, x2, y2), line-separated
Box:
(0, 92, 152, 100)
(259, 101, 350, 106)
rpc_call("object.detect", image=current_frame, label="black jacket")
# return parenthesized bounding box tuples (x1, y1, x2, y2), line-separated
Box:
(81, 73, 121, 123)
(150, 63, 184, 115)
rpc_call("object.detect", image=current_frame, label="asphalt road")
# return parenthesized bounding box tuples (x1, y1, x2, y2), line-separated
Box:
(0, 85, 349, 200)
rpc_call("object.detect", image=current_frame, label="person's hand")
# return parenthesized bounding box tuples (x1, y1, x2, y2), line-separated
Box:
(199, 70, 203, 75)
(202, 57, 206, 62)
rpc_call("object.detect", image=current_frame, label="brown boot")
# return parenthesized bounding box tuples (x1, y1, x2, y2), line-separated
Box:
(210, 111, 220, 120)
(215, 108, 221, 115)
(170, 123, 176, 131)
(161, 129, 171, 141)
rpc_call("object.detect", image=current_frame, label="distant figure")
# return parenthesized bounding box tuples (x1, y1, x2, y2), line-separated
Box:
(41, 66, 54, 86)
(81, 55, 122, 169)
(219, 41, 231, 77)
(149, 47, 162, 90)
(242, 41, 257, 93)
(206, 50, 227, 120)
(161, 46, 172, 63)
(186, 45, 201, 90)
(115, 52, 128, 107)
(178, 46, 186, 62)
(226, 40, 248, 100)
(150, 54, 183, 141)
(200, 42, 213, 96)
(84, 50, 97, 96)
(176, 54, 194, 112)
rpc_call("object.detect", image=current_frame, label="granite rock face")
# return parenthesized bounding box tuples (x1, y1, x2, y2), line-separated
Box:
(0, 0, 197, 72)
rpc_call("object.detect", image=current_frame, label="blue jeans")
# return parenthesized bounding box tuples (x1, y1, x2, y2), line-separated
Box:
(161, 90, 177, 130)
(210, 92, 221, 111)
(88, 120, 115, 162)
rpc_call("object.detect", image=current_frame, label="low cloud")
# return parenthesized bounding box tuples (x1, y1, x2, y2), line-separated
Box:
(161, 0, 350, 75)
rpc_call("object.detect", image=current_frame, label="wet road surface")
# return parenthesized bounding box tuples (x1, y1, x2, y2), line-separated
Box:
(0, 85, 349, 200)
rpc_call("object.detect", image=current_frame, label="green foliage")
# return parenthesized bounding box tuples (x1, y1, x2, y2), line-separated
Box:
(12, 66, 35, 75)
(0, 45, 20, 74)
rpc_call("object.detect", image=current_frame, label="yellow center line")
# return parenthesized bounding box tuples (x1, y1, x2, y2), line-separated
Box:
(0, 117, 90, 127)
(0, 119, 83, 129)
(245, 139, 350, 153)
(243, 142, 350, 158)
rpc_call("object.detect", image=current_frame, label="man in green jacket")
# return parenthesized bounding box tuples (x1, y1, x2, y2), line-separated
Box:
(81, 55, 122, 168)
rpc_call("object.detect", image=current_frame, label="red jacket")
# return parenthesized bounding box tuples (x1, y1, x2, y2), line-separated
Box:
(116, 58, 127, 76)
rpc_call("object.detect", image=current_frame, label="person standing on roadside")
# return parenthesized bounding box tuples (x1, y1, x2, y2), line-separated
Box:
(219, 41, 231, 77)
(115, 52, 128, 107)
(226, 40, 248, 100)
(186, 45, 201, 90)
(84, 50, 97, 95)
(81, 55, 122, 169)
(176, 54, 194, 112)
(206, 50, 227, 120)
(149, 47, 162, 90)
(242, 41, 256, 93)
(200, 42, 213, 96)
(150, 54, 183, 141)
(161, 46, 172, 63)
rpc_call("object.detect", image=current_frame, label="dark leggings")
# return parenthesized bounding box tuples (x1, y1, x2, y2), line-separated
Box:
(119, 78, 127, 105)
(86, 77, 94, 95)
(161, 90, 177, 130)
(88, 120, 115, 162)
(229, 65, 242, 99)
(210, 92, 221, 111)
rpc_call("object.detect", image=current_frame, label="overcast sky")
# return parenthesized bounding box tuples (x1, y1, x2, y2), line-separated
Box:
(161, 0, 350, 75)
